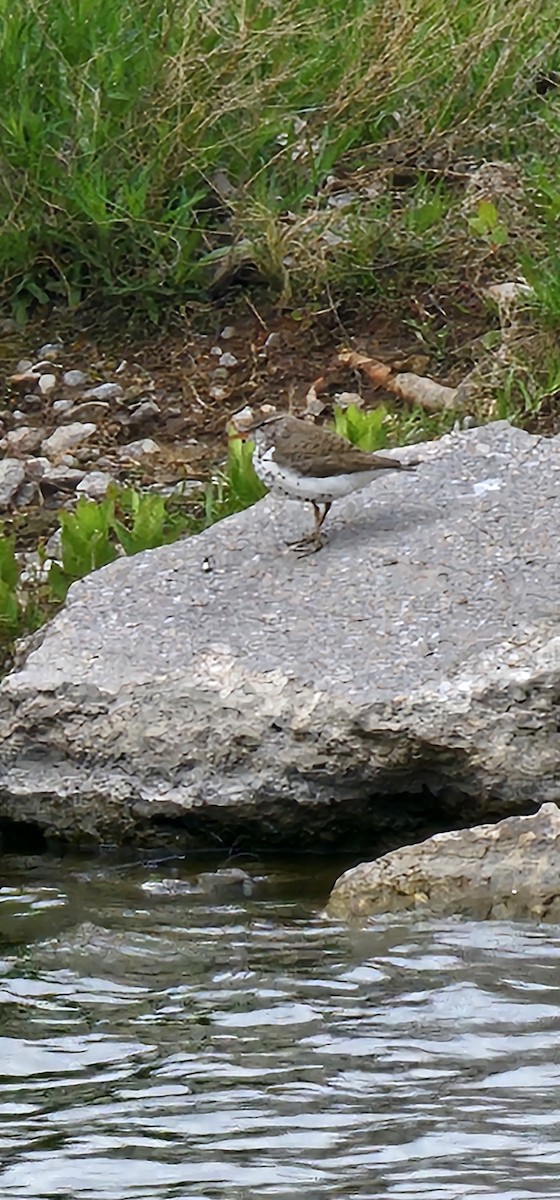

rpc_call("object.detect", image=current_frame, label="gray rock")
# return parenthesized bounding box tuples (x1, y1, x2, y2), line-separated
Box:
(3, 423, 560, 847)
(20, 551, 50, 585)
(38, 343, 63, 359)
(218, 352, 238, 368)
(128, 399, 161, 427)
(52, 399, 74, 415)
(45, 529, 62, 559)
(1, 427, 44, 455)
(263, 332, 281, 350)
(41, 422, 97, 458)
(31, 360, 61, 374)
(75, 446, 100, 464)
(82, 383, 123, 402)
(76, 471, 114, 499)
(37, 373, 57, 395)
(24, 456, 51, 480)
(60, 401, 110, 424)
(118, 438, 160, 461)
(38, 463, 86, 491)
(195, 868, 254, 898)
(326, 804, 560, 922)
(18, 394, 42, 413)
(14, 481, 39, 507)
(0, 459, 25, 507)
(62, 370, 88, 388)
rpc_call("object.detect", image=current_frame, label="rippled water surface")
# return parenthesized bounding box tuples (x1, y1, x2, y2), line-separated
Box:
(1, 851, 560, 1199)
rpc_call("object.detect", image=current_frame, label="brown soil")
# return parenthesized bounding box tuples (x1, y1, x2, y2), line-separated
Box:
(0, 291, 490, 496)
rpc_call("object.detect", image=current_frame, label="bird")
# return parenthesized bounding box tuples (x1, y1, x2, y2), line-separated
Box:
(232, 411, 417, 552)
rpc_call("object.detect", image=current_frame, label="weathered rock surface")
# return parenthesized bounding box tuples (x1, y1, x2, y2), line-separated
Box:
(41, 422, 97, 458)
(326, 803, 560, 921)
(0, 458, 25, 507)
(1, 421, 560, 846)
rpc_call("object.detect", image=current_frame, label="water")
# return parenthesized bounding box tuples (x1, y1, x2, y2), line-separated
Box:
(1, 852, 560, 1200)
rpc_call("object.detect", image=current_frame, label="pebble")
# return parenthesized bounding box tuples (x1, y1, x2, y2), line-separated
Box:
(41, 422, 97, 458)
(115, 360, 127, 374)
(9, 371, 40, 389)
(15, 359, 33, 374)
(128, 399, 161, 428)
(38, 464, 86, 491)
(20, 551, 50, 585)
(263, 332, 281, 349)
(14, 481, 39, 507)
(78, 446, 100, 463)
(1, 427, 44, 455)
(19, 394, 42, 412)
(0, 459, 25, 508)
(25, 457, 50, 479)
(218, 352, 238, 368)
(62, 370, 88, 388)
(209, 386, 228, 401)
(32, 360, 61, 373)
(118, 438, 160, 461)
(76, 471, 115, 499)
(60, 401, 110, 424)
(38, 373, 57, 395)
(45, 529, 62, 558)
(220, 325, 235, 340)
(12, 411, 27, 424)
(210, 345, 222, 357)
(52, 399, 74, 415)
(38, 343, 63, 359)
(82, 382, 123, 402)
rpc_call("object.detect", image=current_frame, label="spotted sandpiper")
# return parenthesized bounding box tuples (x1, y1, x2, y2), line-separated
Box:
(232, 411, 417, 551)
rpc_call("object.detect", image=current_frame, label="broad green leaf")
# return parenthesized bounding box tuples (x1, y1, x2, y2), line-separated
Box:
(0, 529, 19, 589)
(0, 579, 21, 633)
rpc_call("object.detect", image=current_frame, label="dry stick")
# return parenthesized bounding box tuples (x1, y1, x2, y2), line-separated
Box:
(336, 350, 458, 413)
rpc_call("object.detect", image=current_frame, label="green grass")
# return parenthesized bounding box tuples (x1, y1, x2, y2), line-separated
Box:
(205, 435, 267, 523)
(1, 0, 560, 318)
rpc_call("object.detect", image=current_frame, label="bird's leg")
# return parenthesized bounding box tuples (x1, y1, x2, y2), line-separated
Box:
(286, 501, 331, 555)
(316, 501, 331, 530)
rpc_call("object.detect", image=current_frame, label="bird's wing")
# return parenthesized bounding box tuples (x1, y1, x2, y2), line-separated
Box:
(272, 418, 412, 478)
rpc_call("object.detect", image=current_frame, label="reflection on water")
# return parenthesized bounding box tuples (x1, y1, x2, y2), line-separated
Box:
(0, 852, 560, 1199)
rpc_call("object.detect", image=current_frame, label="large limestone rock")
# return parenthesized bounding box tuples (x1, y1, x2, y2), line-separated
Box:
(1, 421, 560, 846)
(326, 803, 560, 921)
